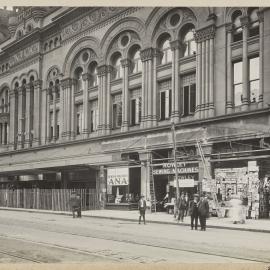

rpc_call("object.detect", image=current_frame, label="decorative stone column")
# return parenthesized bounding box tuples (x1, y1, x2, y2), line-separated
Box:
(99, 165, 106, 209)
(41, 87, 47, 145)
(152, 49, 162, 127)
(139, 151, 152, 201)
(140, 48, 154, 128)
(120, 58, 131, 132)
(24, 83, 32, 148)
(52, 86, 57, 142)
(194, 25, 216, 119)
(33, 80, 42, 146)
(240, 16, 249, 111)
(46, 88, 51, 143)
(170, 40, 181, 123)
(82, 73, 90, 138)
(97, 65, 109, 136)
(8, 89, 17, 150)
(70, 79, 76, 139)
(226, 23, 233, 114)
(106, 65, 113, 135)
(17, 86, 25, 149)
(258, 11, 264, 108)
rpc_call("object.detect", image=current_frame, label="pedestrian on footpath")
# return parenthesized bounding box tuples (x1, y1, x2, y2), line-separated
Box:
(189, 194, 199, 230)
(198, 192, 209, 231)
(177, 192, 187, 223)
(138, 195, 147, 225)
(69, 191, 81, 218)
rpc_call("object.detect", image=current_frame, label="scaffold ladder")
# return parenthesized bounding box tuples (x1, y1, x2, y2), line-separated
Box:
(149, 156, 156, 213)
(196, 140, 221, 217)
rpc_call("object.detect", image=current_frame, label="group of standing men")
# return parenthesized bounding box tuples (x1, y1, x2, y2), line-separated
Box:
(175, 192, 209, 230)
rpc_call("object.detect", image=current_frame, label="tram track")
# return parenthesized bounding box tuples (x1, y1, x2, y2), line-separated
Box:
(0, 226, 268, 263)
(0, 249, 43, 263)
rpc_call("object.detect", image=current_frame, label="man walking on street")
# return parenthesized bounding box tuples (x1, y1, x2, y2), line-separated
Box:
(198, 192, 209, 231)
(70, 191, 80, 218)
(189, 194, 199, 230)
(138, 195, 147, 225)
(177, 192, 187, 223)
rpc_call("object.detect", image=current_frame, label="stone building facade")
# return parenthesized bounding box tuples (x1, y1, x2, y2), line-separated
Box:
(0, 7, 270, 209)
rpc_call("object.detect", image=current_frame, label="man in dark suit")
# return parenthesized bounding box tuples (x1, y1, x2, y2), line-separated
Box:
(198, 192, 209, 231)
(189, 194, 199, 230)
(138, 195, 147, 225)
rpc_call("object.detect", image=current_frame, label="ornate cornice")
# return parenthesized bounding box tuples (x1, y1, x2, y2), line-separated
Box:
(194, 25, 216, 43)
(97, 65, 108, 76)
(140, 48, 154, 62)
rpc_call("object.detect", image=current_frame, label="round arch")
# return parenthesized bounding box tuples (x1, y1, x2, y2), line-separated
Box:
(100, 17, 146, 63)
(225, 7, 246, 23)
(62, 36, 101, 77)
(27, 69, 38, 82)
(0, 83, 10, 94)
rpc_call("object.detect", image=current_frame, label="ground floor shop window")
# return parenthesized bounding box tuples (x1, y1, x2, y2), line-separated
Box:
(106, 167, 140, 204)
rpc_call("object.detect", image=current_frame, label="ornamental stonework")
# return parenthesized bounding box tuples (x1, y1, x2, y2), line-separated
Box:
(140, 48, 154, 62)
(194, 25, 216, 43)
(61, 7, 127, 41)
(9, 43, 40, 68)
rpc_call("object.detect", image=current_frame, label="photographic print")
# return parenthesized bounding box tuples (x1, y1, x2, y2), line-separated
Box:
(0, 2, 269, 269)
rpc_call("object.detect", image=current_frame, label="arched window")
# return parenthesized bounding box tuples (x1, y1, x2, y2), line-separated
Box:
(111, 53, 123, 80)
(49, 81, 54, 101)
(249, 8, 259, 37)
(181, 26, 196, 57)
(44, 43, 48, 52)
(232, 10, 243, 42)
(49, 40, 53, 50)
(158, 35, 172, 65)
(55, 79, 60, 99)
(54, 37, 59, 47)
(88, 61, 98, 87)
(130, 47, 142, 74)
(74, 67, 83, 92)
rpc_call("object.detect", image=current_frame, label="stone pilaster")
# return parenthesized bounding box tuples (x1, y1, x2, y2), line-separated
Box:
(120, 58, 131, 132)
(258, 11, 264, 108)
(82, 73, 90, 138)
(240, 16, 249, 111)
(33, 80, 42, 146)
(170, 40, 181, 123)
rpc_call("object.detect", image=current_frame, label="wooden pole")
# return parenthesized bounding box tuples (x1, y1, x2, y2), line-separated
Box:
(171, 122, 180, 200)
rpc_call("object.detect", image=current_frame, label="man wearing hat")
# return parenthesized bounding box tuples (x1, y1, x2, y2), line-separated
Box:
(198, 192, 209, 231)
(188, 194, 199, 230)
(138, 194, 147, 225)
(69, 191, 81, 218)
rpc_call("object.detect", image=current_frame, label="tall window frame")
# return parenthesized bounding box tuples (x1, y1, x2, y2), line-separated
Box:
(181, 73, 196, 116)
(112, 94, 122, 129)
(249, 56, 259, 103)
(233, 60, 243, 107)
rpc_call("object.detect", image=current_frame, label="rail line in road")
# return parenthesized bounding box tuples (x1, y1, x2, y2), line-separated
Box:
(0, 227, 267, 263)
(0, 249, 43, 263)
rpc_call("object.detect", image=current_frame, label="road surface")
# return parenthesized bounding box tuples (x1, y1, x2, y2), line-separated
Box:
(0, 210, 269, 263)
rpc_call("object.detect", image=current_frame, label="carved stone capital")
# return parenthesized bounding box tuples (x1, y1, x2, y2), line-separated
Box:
(240, 16, 249, 27)
(225, 23, 233, 33)
(170, 40, 181, 51)
(120, 58, 131, 68)
(257, 10, 264, 23)
(140, 48, 154, 62)
(194, 25, 216, 43)
(82, 73, 91, 81)
(61, 78, 72, 88)
(34, 79, 42, 88)
(97, 65, 107, 76)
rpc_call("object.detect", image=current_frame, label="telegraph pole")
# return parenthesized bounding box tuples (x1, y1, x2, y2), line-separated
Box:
(171, 122, 180, 200)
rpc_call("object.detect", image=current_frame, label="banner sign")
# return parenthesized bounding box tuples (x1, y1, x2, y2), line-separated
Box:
(107, 167, 129, 186)
(202, 178, 216, 192)
(170, 179, 196, 188)
(152, 162, 199, 175)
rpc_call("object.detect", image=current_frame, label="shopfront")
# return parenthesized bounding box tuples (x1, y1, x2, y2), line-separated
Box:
(152, 161, 199, 211)
(213, 160, 270, 219)
(106, 166, 140, 210)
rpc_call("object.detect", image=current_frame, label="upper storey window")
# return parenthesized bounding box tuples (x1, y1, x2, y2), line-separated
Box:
(88, 61, 98, 87)
(111, 53, 123, 80)
(232, 10, 243, 42)
(182, 26, 196, 57)
(129, 47, 142, 74)
(159, 36, 172, 65)
(249, 8, 259, 37)
(75, 67, 83, 92)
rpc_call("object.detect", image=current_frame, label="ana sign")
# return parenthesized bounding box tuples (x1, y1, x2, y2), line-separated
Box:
(107, 167, 129, 186)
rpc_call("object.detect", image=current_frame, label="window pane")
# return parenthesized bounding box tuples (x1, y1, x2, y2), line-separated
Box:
(167, 49, 172, 63)
(234, 84, 242, 106)
(160, 91, 166, 120)
(233, 62, 242, 84)
(190, 40, 196, 55)
(249, 57, 259, 80)
(250, 80, 259, 103)
(183, 86, 189, 116)
(190, 84, 196, 113)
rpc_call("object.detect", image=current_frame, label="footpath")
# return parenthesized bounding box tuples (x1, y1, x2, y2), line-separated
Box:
(0, 207, 269, 233)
